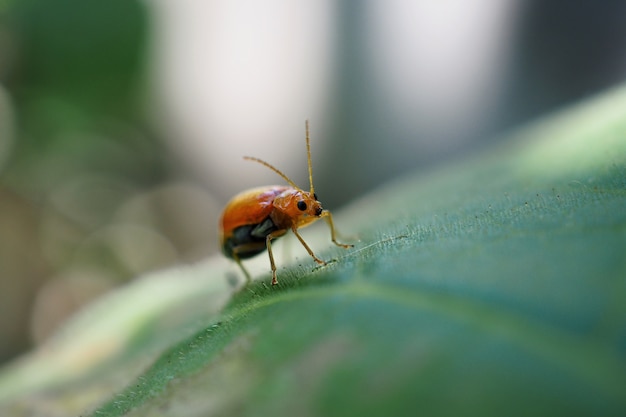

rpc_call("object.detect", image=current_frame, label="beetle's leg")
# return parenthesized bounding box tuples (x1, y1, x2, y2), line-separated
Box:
(233, 245, 251, 283)
(291, 227, 326, 265)
(321, 210, 353, 248)
(231, 252, 251, 283)
(266, 229, 287, 285)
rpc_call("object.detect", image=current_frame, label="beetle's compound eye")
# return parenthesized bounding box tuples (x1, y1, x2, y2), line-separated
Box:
(297, 200, 307, 211)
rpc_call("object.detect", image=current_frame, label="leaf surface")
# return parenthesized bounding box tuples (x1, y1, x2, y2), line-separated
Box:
(2, 86, 626, 417)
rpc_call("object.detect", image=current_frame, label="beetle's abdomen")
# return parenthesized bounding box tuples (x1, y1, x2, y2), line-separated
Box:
(222, 217, 279, 259)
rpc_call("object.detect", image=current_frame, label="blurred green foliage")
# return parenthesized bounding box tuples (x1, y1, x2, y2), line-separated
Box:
(0, 0, 169, 362)
(3, 0, 162, 192)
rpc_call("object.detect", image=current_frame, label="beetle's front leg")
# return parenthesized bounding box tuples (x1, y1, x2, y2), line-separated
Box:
(321, 210, 353, 248)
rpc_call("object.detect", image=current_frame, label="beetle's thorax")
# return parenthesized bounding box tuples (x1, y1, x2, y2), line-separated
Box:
(270, 188, 323, 229)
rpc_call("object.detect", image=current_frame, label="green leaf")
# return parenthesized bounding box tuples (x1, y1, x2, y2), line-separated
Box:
(2, 85, 626, 417)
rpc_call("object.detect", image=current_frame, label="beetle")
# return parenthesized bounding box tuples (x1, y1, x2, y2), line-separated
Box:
(219, 120, 352, 285)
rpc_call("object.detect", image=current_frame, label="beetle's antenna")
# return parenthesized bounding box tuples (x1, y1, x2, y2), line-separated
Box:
(305, 120, 315, 196)
(243, 156, 300, 189)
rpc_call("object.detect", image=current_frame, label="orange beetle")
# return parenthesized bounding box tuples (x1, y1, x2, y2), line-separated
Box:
(219, 121, 352, 285)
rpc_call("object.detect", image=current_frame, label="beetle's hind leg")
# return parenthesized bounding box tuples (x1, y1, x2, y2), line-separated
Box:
(231, 252, 251, 283)
(230, 243, 258, 284)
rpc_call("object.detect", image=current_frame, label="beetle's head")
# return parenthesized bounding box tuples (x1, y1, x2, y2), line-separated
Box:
(273, 189, 324, 227)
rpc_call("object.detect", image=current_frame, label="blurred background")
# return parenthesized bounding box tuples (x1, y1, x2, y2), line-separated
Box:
(1, 0, 625, 364)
